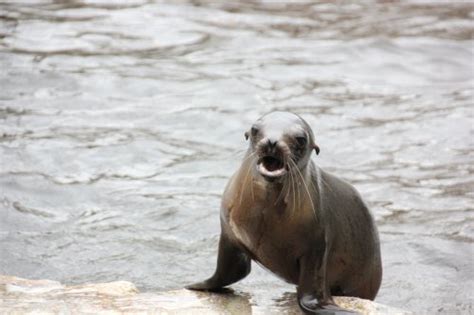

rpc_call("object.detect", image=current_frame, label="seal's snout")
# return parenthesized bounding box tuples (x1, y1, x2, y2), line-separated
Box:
(256, 139, 288, 181)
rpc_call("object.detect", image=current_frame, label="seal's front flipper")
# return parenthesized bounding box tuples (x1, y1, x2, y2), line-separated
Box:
(299, 299, 358, 315)
(185, 280, 220, 292)
(297, 251, 359, 315)
(186, 232, 250, 291)
(299, 294, 359, 315)
(184, 281, 233, 293)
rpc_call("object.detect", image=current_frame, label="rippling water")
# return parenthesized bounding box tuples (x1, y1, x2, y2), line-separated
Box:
(1, 1, 473, 314)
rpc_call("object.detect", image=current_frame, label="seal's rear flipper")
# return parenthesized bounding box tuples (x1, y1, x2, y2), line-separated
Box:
(185, 232, 251, 291)
(299, 302, 359, 315)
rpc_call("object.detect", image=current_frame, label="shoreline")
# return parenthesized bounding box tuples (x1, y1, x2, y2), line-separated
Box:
(0, 274, 410, 314)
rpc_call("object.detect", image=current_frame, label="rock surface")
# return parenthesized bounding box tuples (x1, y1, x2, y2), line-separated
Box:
(0, 275, 410, 314)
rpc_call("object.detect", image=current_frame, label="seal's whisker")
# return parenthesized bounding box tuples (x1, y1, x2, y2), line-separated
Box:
(287, 164, 293, 212)
(274, 174, 286, 206)
(307, 166, 320, 205)
(295, 165, 301, 212)
(290, 159, 316, 220)
(292, 167, 298, 215)
(250, 160, 255, 202)
(239, 152, 256, 206)
(224, 148, 248, 161)
(288, 163, 297, 215)
(288, 160, 298, 214)
(290, 157, 302, 211)
(235, 148, 247, 155)
(239, 150, 256, 164)
(284, 168, 291, 206)
(319, 173, 336, 194)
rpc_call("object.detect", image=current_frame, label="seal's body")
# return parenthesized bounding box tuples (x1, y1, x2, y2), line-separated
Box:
(187, 112, 382, 314)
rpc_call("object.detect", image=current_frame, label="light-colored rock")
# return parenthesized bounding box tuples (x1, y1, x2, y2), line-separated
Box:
(69, 281, 139, 296)
(0, 275, 410, 314)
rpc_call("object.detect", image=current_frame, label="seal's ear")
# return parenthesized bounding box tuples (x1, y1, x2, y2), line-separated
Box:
(313, 143, 320, 155)
(244, 131, 249, 141)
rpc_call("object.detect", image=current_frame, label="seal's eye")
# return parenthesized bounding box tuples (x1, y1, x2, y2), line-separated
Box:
(296, 136, 307, 147)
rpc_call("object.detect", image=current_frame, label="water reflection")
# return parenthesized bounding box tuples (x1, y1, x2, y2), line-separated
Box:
(0, 1, 473, 314)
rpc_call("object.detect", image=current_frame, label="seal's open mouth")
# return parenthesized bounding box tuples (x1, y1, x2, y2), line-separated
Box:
(257, 155, 287, 180)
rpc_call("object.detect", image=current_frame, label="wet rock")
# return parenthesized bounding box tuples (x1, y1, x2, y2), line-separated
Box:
(0, 275, 410, 314)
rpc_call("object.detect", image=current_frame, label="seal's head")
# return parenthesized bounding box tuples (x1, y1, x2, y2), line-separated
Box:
(245, 111, 320, 182)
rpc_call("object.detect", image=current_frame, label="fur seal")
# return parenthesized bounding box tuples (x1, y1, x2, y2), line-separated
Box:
(186, 111, 382, 314)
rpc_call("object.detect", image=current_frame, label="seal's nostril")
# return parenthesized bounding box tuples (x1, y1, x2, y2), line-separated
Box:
(267, 138, 277, 148)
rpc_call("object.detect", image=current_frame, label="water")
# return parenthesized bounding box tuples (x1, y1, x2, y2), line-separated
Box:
(0, 1, 473, 314)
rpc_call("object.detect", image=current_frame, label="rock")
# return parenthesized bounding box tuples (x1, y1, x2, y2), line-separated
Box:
(0, 275, 410, 314)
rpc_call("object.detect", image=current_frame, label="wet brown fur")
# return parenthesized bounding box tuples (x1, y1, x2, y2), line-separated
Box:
(187, 112, 382, 314)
